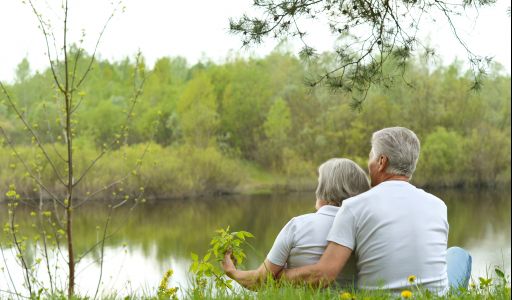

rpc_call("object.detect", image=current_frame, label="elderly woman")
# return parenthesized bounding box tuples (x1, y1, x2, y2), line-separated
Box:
(222, 158, 370, 289)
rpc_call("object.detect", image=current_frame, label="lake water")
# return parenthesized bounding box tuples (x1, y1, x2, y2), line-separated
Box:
(0, 188, 510, 297)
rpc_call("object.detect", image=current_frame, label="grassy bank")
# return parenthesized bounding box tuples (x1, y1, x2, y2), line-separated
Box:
(0, 142, 509, 202)
(0, 143, 319, 201)
(33, 277, 512, 299)
(234, 161, 317, 195)
(0, 143, 244, 201)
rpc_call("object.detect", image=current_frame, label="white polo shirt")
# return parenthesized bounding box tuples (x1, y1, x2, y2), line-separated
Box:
(327, 180, 449, 292)
(267, 205, 356, 286)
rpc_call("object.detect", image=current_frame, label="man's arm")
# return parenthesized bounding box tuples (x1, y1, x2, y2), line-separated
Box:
(222, 252, 283, 290)
(279, 242, 352, 286)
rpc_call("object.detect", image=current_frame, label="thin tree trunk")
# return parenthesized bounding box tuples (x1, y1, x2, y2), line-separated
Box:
(62, 1, 75, 298)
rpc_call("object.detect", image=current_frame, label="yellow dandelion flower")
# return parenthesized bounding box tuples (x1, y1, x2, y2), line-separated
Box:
(407, 275, 416, 284)
(340, 292, 352, 299)
(401, 290, 413, 298)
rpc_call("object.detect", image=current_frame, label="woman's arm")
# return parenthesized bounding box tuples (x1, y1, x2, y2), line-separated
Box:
(221, 252, 283, 290)
(279, 242, 352, 286)
(222, 218, 293, 289)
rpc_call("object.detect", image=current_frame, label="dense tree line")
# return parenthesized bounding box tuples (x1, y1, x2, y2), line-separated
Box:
(1, 49, 510, 196)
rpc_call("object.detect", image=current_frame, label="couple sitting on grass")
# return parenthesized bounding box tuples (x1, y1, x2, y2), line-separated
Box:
(221, 127, 472, 295)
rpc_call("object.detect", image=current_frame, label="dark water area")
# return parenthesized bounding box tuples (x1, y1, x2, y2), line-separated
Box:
(1, 187, 510, 296)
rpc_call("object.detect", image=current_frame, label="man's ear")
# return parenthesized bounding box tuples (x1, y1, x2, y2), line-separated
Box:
(377, 155, 388, 172)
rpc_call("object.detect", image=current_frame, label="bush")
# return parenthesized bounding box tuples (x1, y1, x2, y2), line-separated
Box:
(281, 148, 316, 191)
(415, 127, 465, 187)
(0, 143, 244, 201)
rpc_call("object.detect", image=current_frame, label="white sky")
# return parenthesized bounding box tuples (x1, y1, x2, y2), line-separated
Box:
(0, 0, 510, 82)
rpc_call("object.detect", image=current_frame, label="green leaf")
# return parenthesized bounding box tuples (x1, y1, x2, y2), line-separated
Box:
(235, 231, 245, 240)
(495, 268, 505, 278)
(204, 252, 211, 262)
(233, 253, 243, 264)
(199, 264, 207, 272)
(240, 231, 254, 238)
(479, 277, 492, 286)
(190, 252, 199, 261)
(190, 261, 198, 272)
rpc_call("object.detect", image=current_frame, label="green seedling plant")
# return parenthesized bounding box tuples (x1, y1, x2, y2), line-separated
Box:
(189, 226, 254, 296)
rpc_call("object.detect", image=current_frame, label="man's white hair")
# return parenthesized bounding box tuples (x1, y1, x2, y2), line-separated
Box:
(370, 127, 420, 178)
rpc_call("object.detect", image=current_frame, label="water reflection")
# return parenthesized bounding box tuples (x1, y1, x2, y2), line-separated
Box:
(0, 188, 510, 296)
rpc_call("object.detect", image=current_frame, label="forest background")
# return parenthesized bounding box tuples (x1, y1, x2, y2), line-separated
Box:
(1, 48, 510, 201)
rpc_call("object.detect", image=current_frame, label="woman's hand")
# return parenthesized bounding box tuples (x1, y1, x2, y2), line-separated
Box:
(221, 253, 284, 290)
(221, 251, 237, 278)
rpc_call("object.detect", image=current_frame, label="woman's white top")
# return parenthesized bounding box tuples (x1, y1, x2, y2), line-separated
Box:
(266, 205, 356, 286)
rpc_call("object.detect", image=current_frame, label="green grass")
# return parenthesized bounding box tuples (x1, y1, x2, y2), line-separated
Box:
(4, 272, 510, 299)
(123, 267, 512, 300)
(167, 268, 511, 300)
(236, 160, 316, 196)
(131, 279, 511, 300)
(235, 161, 289, 195)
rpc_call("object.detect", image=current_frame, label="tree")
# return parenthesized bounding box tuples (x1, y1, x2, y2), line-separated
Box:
(416, 127, 465, 186)
(130, 57, 183, 145)
(15, 58, 31, 83)
(230, 0, 496, 107)
(177, 73, 219, 147)
(0, 1, 147, 298)
(218, 59, 275, 159)
(261, 97, 292, 168)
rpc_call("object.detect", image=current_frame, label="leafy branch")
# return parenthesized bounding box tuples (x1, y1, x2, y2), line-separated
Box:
(189, 227, 254, 295)
(230, 0, 497, 107)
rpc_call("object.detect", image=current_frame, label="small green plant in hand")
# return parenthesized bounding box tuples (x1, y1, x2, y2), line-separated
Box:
(189, 226, 254, 295)
(210, 226, 254, 264)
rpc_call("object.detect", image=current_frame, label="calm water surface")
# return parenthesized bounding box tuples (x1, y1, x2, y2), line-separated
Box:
(1, 188, 510, 297)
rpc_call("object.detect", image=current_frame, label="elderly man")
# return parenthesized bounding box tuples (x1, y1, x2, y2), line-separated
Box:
(279, 127, 471, 293)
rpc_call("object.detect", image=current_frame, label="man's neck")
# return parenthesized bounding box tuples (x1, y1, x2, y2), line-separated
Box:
(373, 174, 410, 187)
(383, 175, 410, 182)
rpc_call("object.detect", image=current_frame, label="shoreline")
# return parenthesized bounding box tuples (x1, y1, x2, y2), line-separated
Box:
(1, 176, 510, 203)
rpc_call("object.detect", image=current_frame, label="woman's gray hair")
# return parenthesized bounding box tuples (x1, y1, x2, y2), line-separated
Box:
(370, 127, 420, 178)
(315, 158, 370, 206)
